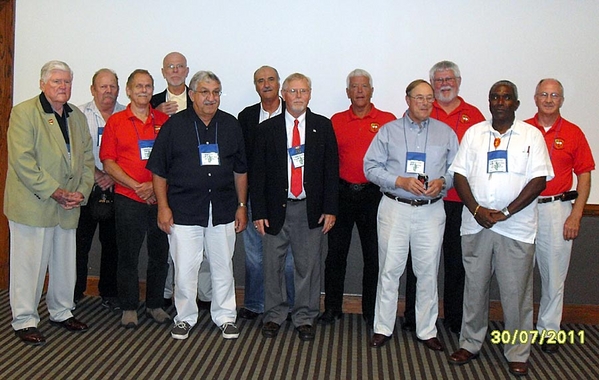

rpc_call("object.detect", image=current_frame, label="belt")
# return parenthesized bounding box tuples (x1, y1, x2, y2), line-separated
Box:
(339, 179, 376, 192)
(538, 195, 560, 204)
(384, 193, 441, 207)
(287, 198, 306, 202)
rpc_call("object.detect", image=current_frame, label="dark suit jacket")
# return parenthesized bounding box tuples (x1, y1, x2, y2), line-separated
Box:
(251, 109, 339, 235)
(238, 99, 285, 168)
(150, 86, 193, 110)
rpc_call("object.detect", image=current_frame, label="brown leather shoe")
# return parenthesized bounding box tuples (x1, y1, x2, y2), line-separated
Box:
(448, 348, 479, 365)
(261, 322, 281, 338)
(370, 333, 391, 348)
(50, 317, 88, 332)
(420, 337, 444, 351)
(15, 327, 46, 346)
(541, 343, 559, 354)
(296, 325, 315, 341)
(508, 361, 528, 376)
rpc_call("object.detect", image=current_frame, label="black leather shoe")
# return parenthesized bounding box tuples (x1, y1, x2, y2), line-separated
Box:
(15, 327, 46, 346)
(370, 333, 391, 347)
(262, 322, 281, 338)
(541, 343, 559, 354)
(508, 361, 528, 376)
(296, 325, 315, 341)
(448, 348, 479, 365)
(401, 320, 416, 332)
(419, 337, 444, 351)
(318, 309, 343, 325)
(239, 308, 260, 320)
(50, 317, 88, 332)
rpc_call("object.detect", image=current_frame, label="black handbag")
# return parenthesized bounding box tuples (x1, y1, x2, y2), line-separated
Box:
(89, 184, 114, 221)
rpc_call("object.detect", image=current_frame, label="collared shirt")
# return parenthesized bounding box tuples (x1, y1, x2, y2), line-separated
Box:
(259, 99, 283, 123)
(431, 97, 486, 202)
(146, 108, 247, 227)
(79, 100, 126, 170)
(285, 110, 307, 199)
(99, 104, 169, 203)
(364, 113, 458, 200)
(331, 104, 396, 184)
(449, 119, 554, 243)
(166, 89, 188, 112)
(525, 114, 595, 196)
(39, 92, 72, 145)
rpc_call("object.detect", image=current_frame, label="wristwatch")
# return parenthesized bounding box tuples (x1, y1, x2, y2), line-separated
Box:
(501, 207, 511, 218)
(440, 176, 446, 190)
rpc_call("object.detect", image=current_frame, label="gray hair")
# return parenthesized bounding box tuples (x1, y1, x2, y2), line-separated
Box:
(40, 60, 73, 83)
(490, 80, 519, 100)
(536, 78, 564, 96)
(282, 73, 312, 90)
(346, 69, 373, 88)
(429, 60, 461, 82)
(126, 69, 154, 88)
(190, 71, 221, 91)
(253, 66, 280, 83)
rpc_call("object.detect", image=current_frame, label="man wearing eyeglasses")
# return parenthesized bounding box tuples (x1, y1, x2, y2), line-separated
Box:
(237, 66, 296, 321)
(448, 81, 553, 376)
(524, 79, 594, 354)
(148, 71, 248, 340)
(364, 80, 458, 351)
(403, 61, 485, 335)
(251, 73, 339, 342)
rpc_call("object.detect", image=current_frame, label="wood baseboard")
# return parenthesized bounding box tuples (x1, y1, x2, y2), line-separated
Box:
(83, 277, 599, 325)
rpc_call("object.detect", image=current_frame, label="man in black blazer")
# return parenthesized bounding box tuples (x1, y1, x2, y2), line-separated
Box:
(237, 66, 295, 321)
(251, 73, 339, 341)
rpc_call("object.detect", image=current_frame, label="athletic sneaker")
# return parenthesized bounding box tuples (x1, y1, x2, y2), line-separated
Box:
(171, 322, 192, 340)
(220, 322, 240, 339)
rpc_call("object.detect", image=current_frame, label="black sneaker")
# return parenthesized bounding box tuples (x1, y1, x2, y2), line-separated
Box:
(101, 296, 121, 312)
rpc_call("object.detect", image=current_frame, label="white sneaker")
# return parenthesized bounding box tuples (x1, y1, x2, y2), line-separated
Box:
(220, 322, 240, 339)
(171, 321, 192, 340)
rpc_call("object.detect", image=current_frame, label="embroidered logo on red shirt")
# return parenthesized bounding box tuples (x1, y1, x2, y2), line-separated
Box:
(461, 114, 470, 123)
(370, 123, 380, 133)
(554, 138, 565, 150)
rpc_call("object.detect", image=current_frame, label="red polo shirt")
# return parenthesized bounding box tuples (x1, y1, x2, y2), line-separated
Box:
(431, 97, 485, 202)
(100, 104, 169, 203)
(331, 104, 396, 184)
(525, 114, 595, 196)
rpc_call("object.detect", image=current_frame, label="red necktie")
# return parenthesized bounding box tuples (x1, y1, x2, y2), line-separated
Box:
(291, 119, 302, 197)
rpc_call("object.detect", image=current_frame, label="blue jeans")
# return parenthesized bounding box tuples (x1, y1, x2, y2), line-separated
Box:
(243, 199, 294, 313)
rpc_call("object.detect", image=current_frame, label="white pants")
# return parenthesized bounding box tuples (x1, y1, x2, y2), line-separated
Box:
(9, 221, 76, 330)
(164, 251, 212, 302)
(169, 219, 237, 327)
(373, 197, 445, 339)
(536, 200, 573, 333)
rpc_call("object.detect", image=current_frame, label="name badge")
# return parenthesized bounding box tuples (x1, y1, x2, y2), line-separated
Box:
(200, 143, 220, 166)
(139, 139, 154, 160)
(98, 127, 104, 147)
(406, 151, 426, 174)
(288, 144, 305, 168)
(487, 150, 508, 173)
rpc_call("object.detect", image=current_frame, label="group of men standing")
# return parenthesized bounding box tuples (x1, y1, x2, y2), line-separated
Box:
(4, 55, 594, 377)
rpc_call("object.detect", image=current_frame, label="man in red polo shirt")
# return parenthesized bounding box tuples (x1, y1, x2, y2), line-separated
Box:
(525, 78, 594, 354)
(100, 69, 171, 329)
(403, 61, 485, 334)
(320, 69, 396, 327)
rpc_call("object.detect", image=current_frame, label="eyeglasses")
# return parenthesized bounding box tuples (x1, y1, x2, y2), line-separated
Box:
(165, 64, 186, 71)
(409, 95, 435, 104)
(194, 90, 222, 98)
(536, 92, 562, 100)
(432, 77, 458, 85)
(285, 88, 310, 95)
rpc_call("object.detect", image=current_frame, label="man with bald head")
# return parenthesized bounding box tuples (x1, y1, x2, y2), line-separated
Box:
(151, 52, 192, 115)
(364, 79, 458, 351)
(525, 79, 594, 354)
(74, 69, 126, 310)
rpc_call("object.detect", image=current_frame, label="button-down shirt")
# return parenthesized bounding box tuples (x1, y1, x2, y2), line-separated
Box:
(79, 100, 126, 169)
(285, 110, 306, 199)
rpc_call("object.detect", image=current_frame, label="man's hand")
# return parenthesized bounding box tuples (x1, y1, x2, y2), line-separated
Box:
(473, 206, 500, 229)
(235, 206, 248, 233)
(319, 214, 336, 234)
(156, 101, 178, 116)
(563, 214, 581, 241)
(135, 181, 155, 204)
(95, 171, 114, 190)
(395, 176, 426, 196)
(157, 206, 174, 234)
(253, 219, 269, 236)
(51, 188, 84, 209)
(423, 178, 445, 198)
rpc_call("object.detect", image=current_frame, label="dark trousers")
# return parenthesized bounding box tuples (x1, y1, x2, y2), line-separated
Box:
(404, 201, 464, 327)
(324, 181, 381, 318)
(114, 195, 169, 310)
(74, 203, 118, 299)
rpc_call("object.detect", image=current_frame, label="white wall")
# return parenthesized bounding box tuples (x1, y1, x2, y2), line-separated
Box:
(14, 0, 599, 202)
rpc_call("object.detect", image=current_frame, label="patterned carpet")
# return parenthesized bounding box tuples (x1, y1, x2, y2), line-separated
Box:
(0, 290, 597, 379)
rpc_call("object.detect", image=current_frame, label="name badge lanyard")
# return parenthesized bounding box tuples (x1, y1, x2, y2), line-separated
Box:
(96, 112, 105, 147)
(195, 121, 220, 166)
(435, 109, 462, 132)
(132, 115, 156, 160)
(487, 128, 513, 176)
(403, 117, 429, 175)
